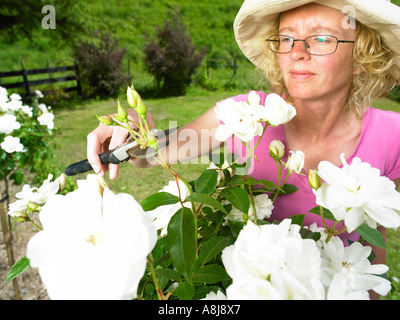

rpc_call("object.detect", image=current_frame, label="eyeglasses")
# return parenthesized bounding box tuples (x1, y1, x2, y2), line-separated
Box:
(267, 35, 355, 56)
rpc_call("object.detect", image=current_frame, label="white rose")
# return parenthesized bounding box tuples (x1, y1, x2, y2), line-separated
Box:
(1, 136, 25, 153)
(15, 174, 60, 205)
(215, 98, 263, 142)
(315, 153, 400, 233)
(258, 93, 296, 126)
(222, 219, 324, 299)
(226, 193, 274, 223)
(285, 150, 305, 174)
(321, 236, 391, 298)
(26, 174, 157, 300)
(0, 114, 21, 134)
(37, 112, 55, 130)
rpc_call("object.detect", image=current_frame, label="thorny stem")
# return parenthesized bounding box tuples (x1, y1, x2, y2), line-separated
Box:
(147, 253, 165, 300)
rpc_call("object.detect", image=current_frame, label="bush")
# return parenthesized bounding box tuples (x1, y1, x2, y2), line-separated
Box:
(73, 32, 130, 98)
(143, 7, 206, 96)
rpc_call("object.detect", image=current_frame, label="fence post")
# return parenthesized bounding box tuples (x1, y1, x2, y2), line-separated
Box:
(74, 59, 82, 96)
(20, 61, 31, 99)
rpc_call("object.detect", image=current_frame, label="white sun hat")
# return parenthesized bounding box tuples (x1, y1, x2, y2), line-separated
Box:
(233, 0, 400, 70)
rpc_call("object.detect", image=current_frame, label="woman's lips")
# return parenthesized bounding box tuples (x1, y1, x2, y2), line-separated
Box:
(290, 70, 315, 80)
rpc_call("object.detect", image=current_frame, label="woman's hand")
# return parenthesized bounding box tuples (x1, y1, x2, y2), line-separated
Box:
(87, 109, 154, 180)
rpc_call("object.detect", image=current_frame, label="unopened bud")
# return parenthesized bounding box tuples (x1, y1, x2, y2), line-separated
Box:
(308, 169, 322, 190)
(117, 100, 128, 121)
(27, 201, 39, 212)
(127, 86, 141, 108)
(136, 99, 147, 118)
(269, 140, 285, 160)
(97, 115, 115, 126)
(10, 211, 29, 222)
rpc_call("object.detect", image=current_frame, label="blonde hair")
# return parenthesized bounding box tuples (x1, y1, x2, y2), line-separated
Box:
(262, 17, 400, 118)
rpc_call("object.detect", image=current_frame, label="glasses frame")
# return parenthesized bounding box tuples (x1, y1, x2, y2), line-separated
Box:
(267, 34, 355, 56)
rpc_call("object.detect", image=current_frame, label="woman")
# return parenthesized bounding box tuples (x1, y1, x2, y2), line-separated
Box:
(87, 0, 400, 298)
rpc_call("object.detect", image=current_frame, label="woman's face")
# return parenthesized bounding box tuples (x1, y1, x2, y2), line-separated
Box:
(278, 3, 357, 104)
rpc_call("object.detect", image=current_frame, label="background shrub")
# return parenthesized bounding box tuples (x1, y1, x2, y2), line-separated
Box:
(73, 32, 131, 98)
(143, 7, 206, 96)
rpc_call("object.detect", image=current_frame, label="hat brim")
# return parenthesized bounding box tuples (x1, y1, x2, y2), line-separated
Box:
(234, 0, 400, 71)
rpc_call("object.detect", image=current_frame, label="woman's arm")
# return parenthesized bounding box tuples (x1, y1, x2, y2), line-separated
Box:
(129, 105, 223, 168)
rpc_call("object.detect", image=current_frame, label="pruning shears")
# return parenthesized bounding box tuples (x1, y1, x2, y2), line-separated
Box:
(64, 127, 178, 176)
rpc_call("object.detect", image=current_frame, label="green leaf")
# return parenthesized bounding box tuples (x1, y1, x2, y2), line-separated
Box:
(356, 223, 386, 249)
(154, 267, 182, 282)
(5, 257, 30, 282)
(290, 214, 305, 226)
(224, 186, 250, 214)
(141, 192, 180, 211)
(281, 184, 298, 194)
(174, 281, 194, 300)
(185, 193, 227, 213)
(198, 236, 233, 266)
(192, 264, 231, 284)
(167, 208, 197, 281)
(195, 169, 218, 194)
(243, 177, 275, 190)
(309, 206, 336, 221)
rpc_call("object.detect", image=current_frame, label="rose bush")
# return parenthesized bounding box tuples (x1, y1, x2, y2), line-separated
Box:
(6, 88, 400, 300)
(0, 87, 56, 187)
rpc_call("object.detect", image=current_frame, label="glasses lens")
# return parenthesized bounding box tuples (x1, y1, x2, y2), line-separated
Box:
(305, 35, 338, 55)
(268, 35, 293, 53)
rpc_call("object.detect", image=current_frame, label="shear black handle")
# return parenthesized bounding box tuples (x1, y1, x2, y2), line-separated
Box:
(64, 149, 117, 176)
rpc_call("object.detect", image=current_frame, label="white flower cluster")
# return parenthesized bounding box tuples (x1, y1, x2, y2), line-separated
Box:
(214, 91, 296, 142)
(217, 219, 391, 300)
(0, 87, 54, 153)
(7, 173, 66, 222)
(23, 174, 157, 300)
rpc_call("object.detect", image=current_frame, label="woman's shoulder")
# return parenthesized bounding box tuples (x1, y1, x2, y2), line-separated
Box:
(367, 106, 400, 124)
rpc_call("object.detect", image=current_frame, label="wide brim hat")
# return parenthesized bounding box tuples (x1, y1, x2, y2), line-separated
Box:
(234, 0, 400, 70)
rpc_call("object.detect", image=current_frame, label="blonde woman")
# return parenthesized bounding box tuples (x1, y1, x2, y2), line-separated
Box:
(87, 0, 400, 298)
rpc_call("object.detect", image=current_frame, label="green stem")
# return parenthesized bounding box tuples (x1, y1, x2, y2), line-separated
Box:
(147, 253, 165, 300)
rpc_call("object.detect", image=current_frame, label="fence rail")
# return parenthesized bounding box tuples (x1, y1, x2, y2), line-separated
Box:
(0, 61, 82, 99)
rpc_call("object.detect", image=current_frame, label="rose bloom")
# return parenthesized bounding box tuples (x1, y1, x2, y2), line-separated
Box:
(226, 194, 274, 223)
(26, 175, 157, 300)
(257, 93, 296, 127)
(315, 153, 400, 233)
(1, 136, 24, 153)
(0, 114, 21, 134)
(37, 112, 55, 130)
(214, 95, 263, 142)
(320, 236, 391, 299)
(222, 219, 324, 300)
(15, 174, 61, 205)
(285, 150, 305, 174)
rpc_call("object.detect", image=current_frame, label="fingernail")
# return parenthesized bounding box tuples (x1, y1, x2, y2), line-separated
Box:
(92, 164, 103, 176)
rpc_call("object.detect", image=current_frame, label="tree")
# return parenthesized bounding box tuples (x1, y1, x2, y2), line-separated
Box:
(0, 0, 81, 43)
(143, 7, 206, 96)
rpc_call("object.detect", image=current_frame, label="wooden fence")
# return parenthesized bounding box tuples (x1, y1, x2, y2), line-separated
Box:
(0, 61, 82, 100)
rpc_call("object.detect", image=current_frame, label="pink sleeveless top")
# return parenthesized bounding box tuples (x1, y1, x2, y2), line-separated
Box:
(221, 92, 400, 243)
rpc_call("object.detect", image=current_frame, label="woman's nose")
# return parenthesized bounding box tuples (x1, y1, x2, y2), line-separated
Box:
(289, 40, 311, 60)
